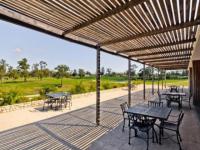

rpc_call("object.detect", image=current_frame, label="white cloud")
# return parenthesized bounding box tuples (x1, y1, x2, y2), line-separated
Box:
(14, 48, 22, 53)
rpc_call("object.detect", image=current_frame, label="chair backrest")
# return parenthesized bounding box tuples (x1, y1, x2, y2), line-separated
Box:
(148, 101, 163, 107)
(120, 102, 129, 116)
(157, 91, 162, 101)
(177, 111, 184, 128)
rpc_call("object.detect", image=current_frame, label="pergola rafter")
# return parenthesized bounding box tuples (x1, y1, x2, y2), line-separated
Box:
(117, 39, 196, 54)
(139, 54, 191, 61)
(100, 20, 200, 46)
(146, 57, 190, 63)
(129, 48, 193, 58)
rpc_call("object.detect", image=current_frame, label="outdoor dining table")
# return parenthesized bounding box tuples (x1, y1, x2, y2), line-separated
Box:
(161, 92, 186, 97)
(126, 104, 172, 144)
(46, 92, 69, 109)
(161, 92, 186, 109)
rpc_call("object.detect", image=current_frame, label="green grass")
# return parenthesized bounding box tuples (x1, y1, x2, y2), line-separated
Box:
(0, 77, 188, 96)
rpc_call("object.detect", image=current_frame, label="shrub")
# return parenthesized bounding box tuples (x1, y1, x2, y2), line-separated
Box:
(1, 90, 22, 105)
(88, 83, 96, 92)
(70, 81, 86, 94)
(102, 82, 111, 90)
(39, 86, 57, 97)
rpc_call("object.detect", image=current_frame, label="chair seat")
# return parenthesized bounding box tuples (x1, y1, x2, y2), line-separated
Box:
(162, 121, 177, 131)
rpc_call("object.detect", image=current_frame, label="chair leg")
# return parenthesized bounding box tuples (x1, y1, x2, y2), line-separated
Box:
(153, 127, 158, 143)
(122, 118, 125, 132)
(146, 130, 149, 150)
(152, 128, 154, 143)
(176, 132, 182, 150)
(189, 101, 191, 110)
(129, 127, 131, 145)
(178, 131, 182, 142)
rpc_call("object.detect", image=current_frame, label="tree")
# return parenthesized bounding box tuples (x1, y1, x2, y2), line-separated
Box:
(17, 58, 30, 82)
(138, 66, 152, 80)
(55, 65, 69, 87)
(101, 67, 105, 75)
(0, 59, 8, 83)
(39, 61, 47, 80)
(106, 68, 112, 76)
(72, 69, 77, 77)
(78, 69, 85, 78)
(7, 66, 19, 80)
(31, 63, 39, 79)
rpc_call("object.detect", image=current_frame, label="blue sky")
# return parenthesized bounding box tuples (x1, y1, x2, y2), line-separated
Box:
(0, 20, 142, 73)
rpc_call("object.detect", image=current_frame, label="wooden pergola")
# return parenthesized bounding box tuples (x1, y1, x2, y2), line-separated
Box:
(0, 0, 200, 125)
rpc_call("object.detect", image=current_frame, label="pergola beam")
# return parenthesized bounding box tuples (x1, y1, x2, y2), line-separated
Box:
(146, 57, 190, 63)
(129, 48, 193, 58)
(62, 0, 145, 35)
(117, 39, 195, 54)
(140, 54, 191, 61)
(152, 61, 189, 66)
(100, 19, 200, 46)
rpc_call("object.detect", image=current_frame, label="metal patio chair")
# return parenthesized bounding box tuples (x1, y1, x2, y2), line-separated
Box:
(127, 113, 158, 150)
(120, 102, 129, 132)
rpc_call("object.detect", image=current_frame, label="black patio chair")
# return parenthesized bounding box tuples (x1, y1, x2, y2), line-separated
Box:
(157, 91, 166, 102)
(43, 98, 56, 110)
(127, 113, 158, 150)
(182, 94, 192, 109)
(148, 101, 163, 107)
(166, 95, 182, 110)
(120, 102, 129, 132)
(159, 111, 184, 150)
(64, 93, 72, 109)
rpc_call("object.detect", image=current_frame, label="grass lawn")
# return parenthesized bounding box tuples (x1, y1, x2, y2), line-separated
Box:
(0, 76, 188, 96)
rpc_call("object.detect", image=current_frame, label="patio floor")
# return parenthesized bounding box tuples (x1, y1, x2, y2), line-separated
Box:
(90, 96, 200, 150)
(0, 89, 199, 150)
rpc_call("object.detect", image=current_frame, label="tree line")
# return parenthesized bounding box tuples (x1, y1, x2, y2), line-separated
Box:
(0, 58, 93, 86)
(0, 58, 188, 85)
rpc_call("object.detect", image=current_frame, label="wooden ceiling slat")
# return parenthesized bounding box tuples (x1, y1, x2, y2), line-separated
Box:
(100, 20, 200, 46)
(62, 0, 145, 35)
(0, 1, 65, 30)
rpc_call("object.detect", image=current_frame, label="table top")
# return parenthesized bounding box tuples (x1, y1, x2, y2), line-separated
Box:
(46, 92, 69, 99)
(161, 91, 186, 96)
(126, 104, 171, 120)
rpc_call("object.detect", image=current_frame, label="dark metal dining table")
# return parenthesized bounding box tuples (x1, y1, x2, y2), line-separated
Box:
(126, 104, 172, 144)
(161, 92, 186, 97)
(46, 92, 69, 109)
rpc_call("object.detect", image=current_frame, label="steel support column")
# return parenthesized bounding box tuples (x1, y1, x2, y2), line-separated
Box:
(165, 71, 167, 88)
(143, 63, 146, 100)
(158, 69, 160, 93)
(128, 59, 131, 106)
(152, 67, 154, 95)
(96, 46, 100, 125)
(161, 70, 164, 90)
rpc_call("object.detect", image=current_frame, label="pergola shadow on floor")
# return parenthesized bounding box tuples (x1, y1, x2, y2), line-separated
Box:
(0, 90, 153, 150)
